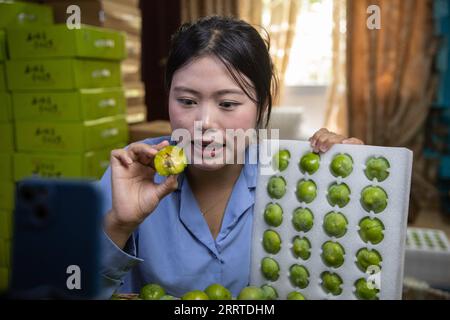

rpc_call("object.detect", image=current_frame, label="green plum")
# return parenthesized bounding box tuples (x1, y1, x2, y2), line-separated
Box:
(238, 286, 266, 300)
(154, 146, 188, 176)
(356, 248, 382, 272)
(263, 230, 282, 254)
(365, 157, 390, 182)
(160, 295, 176, 300)
(292, 208, 314, 232)
(355, 279, 379, 300)
(327, 183, 351, 208)
(321, 272, 343, 296)
(287, 291, 306, 300)
(321, 241, 345, 268)
(292, 236, 311, 260)
(261, 285, 278, 300)
(139, 283, 166, 300)
(361, 186, 388, 213)
(273, 150, 291, 172)
(261, 257, 280, 281)
(264, 203, 283, 227)
(289, 265, 310, 289)
(323, 212, 348, 238)
(299, 152, 320, 175)
(296, 180, 317, 204)
(181, 290, 210, 300)
(204, 283, 232, 300)
(359, 217, 385, 244)
(267, 176, 287, 199)
(330, 154, 353, 178)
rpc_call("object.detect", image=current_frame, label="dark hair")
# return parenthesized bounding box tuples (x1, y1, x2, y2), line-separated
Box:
(165, 16, 278, 128)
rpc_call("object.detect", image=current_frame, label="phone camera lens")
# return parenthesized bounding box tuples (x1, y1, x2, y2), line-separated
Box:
(20, 186, 36, 202)
(34, 204, 49, 221)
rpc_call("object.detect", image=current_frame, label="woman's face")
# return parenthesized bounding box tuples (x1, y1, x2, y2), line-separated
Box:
(169, 55, 258, 171)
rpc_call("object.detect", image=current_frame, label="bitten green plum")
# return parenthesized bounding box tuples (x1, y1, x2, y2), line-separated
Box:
(154, 146, 188, 176)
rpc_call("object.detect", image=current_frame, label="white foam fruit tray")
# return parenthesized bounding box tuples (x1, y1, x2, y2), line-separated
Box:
(250, 140, 413, 300)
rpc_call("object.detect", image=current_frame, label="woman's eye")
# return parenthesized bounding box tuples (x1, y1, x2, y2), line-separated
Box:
(177, 98, 196, 106)
(219, 101, 240, 109)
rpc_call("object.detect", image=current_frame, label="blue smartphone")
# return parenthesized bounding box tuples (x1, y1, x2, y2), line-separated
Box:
(9, 178, 104, 299)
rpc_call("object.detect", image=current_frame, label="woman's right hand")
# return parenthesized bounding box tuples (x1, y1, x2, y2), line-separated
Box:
(104, 140, 179, 249)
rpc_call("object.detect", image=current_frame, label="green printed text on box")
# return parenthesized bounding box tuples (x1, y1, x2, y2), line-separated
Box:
(6, 59, 122, 90)
(8, 24, 126, 60)
(13, 88, 126, 122)
(15, 116, 128, 153)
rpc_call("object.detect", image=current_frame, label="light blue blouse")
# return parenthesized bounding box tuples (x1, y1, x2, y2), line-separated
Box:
(98, 136, 258, 299)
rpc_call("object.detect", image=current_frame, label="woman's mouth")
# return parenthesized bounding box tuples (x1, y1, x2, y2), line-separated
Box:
(191, 140, 226, 157)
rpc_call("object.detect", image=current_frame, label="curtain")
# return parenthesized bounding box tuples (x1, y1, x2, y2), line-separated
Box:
(181, 0, 239, 22)
(346, 0, 439, 221)
(238, 0, 263, 26)
(324, 0, 348, 136)
(256, 0, 301, 104)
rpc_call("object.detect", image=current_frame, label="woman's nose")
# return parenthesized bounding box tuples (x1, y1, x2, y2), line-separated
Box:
(197, 104, 216, 130)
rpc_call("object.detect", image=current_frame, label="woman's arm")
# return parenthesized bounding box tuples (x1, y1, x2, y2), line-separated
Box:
(105, 141, 178, 249)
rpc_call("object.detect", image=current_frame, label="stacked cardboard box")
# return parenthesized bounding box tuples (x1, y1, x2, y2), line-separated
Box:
(40, 0, 146, 124)
(428, 0, 450, 215)
(6, 24, 129, 182)
(0, 0, 54, 293)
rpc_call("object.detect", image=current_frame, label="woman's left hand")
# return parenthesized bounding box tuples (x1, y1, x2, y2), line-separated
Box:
(309, 128, 364, 153)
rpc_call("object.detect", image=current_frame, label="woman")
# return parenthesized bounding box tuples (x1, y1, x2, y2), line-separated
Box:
(99, 16, 363, 298)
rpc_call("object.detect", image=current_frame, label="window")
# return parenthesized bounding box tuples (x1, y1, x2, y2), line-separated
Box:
(285, 0, 334, 87)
